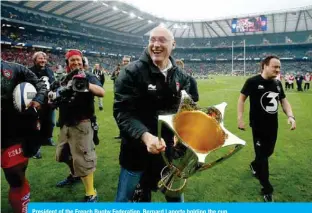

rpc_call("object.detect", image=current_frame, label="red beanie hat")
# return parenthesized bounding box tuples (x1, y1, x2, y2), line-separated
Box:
(65, 50, 82, 60)
(65, 50, 83, 73)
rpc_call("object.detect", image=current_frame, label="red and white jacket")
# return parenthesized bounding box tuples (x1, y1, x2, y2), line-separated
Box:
(304, 74, 311, 83)
(288, 75, 295, 84)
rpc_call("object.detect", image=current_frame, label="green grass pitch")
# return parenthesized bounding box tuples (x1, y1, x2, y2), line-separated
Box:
(1, 76, 311, 211)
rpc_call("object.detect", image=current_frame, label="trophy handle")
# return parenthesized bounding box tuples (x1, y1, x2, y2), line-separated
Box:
(158, 165, 187, 198)
(158, 115, 177, 166)
(158, 116, 192, 198)
(198, 144, 244, 171)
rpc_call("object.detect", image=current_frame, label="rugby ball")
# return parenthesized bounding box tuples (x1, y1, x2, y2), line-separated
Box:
(13, 82, 37, 112)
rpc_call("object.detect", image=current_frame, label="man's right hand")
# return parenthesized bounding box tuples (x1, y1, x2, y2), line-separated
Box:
(237, 119, 246, 131)
(141, 132, 166, 154)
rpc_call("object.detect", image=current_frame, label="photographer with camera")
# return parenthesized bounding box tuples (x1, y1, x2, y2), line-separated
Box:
(53, 50, 105, 202)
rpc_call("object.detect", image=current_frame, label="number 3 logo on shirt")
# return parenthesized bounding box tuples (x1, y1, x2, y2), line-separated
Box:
(260, 92, 279, 114)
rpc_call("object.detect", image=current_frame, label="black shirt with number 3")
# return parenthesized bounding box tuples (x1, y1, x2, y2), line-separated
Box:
(241, 74, 286, 131)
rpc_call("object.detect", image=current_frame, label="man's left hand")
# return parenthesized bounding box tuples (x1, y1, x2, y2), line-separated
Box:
(27, 101, 41, 110)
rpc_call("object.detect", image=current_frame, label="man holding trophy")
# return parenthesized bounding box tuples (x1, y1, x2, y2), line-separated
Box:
(113, 26, 191, 202)
(114, 26, 247, 202)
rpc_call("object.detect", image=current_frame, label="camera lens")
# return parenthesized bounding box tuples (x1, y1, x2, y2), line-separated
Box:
(76, 81, 83, 89)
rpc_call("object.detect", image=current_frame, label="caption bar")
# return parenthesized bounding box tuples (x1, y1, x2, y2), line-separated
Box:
(28, 203, 312, 213)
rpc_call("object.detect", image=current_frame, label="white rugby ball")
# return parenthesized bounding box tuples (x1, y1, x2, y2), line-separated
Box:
(13, 82, 37, 112)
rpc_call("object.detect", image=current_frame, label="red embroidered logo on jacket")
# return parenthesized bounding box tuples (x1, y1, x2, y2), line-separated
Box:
(2, 69, 12, 80)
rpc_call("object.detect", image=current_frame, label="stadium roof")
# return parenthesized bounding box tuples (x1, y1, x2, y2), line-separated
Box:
(4, 0, 312, 38)
(122, 0, 312, 22)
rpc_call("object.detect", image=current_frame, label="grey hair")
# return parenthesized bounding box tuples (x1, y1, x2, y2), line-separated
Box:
(32, 51, 47, 62)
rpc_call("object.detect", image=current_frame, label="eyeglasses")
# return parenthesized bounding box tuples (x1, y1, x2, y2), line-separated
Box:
(149, 37, 171, 44)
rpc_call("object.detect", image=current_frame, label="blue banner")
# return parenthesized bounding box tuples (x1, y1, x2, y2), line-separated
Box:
(28, 203, 312, 213)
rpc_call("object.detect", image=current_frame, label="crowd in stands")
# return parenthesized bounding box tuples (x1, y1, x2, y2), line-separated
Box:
(2, 48, 311, 76)
(169, 31, 312, 48)
(0, 48, 121, 73)
(2, 27, 312, 61)
(1, 27, 144, 58)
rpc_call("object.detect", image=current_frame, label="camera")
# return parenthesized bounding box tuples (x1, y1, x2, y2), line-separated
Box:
(48, 69, 89, 106)
(48, 84, 74, 106)
(72, 76, 89, 92)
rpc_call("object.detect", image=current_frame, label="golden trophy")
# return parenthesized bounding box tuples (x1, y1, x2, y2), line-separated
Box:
(158, 91, 246, 197)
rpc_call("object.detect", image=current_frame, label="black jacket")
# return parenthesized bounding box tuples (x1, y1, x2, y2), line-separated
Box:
(113, 49, 191, 172)
(189, 75, 199, 102)
(1, 60, 47, 148)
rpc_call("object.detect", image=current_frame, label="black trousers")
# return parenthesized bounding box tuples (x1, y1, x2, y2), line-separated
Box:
(289, 83, 294, 89)
(285, 82, 289, 90)
(251, 127, 277, 194)
(39, 107, 55, 140)
(296, 81, 303, 91)
(304, 83, 310, 90)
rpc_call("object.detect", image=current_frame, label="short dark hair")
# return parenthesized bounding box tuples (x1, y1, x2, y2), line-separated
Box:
(261, 55, 280, 70)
